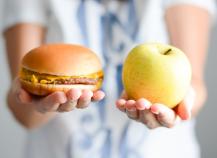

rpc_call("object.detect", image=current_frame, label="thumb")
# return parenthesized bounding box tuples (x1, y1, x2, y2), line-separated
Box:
(176, 87, 195, 120)
(13, 78, 32, 104)
(37, 92, 67, 112)
(18, 88, 32, 104)
(176, 101, 191, 120)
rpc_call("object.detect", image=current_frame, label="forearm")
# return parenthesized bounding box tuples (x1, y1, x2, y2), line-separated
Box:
(4, 24, 56, 129)
(165, 5, 210, 116)
(4, 24, 46, 79)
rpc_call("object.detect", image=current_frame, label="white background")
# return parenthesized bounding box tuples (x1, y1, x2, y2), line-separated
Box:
(0, 0, 217, 158)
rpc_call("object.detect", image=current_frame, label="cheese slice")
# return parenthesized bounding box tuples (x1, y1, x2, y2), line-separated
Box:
(20, 68, 103, 84)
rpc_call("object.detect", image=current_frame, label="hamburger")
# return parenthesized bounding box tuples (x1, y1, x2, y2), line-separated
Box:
(19, 44, 104, 96)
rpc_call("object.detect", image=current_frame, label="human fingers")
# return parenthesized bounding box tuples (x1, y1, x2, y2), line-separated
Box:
(36, 92, 67, 113)
(125, 100, 138, 120)
(135, 98, 151, 110)
(12, 77, 32, 104)
(116, 99, 126, 112)
(139, 110, 161, 129)
(151, 103, 176, 128)
(176, 87, 195, 120)
(57, 89, 82, 112)
(91, 90, 105, 101)
(17, 88, 32, 104)
(77, 89, 93, 109)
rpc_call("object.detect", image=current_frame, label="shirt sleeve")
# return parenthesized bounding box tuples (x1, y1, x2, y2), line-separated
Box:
(163, 0, 217, 17)
(2, 0, 48, 31)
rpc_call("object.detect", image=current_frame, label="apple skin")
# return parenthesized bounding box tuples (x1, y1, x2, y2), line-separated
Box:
(122, 43, 192, 108)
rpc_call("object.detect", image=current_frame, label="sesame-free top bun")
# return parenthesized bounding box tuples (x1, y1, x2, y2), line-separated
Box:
(20, 44, 103, 96)
(22, 44, 102, 76)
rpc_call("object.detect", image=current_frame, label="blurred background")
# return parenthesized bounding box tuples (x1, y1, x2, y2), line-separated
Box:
(0, 0, 217, 158)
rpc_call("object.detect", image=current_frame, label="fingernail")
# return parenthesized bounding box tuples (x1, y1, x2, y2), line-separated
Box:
(117, 100, 126, 107)
(136, 103, 145, 110)
(152, 110, 159, 115)
(119, 104, 125, 108)
(138, 99, 151, 109)
(71, 94, 81, 101)
(151, 108, 159, 114)
(137, 106, 145, 110)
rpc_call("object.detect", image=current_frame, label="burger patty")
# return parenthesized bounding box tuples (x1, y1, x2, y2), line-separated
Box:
(54, 78, 100, 85)
(21, 68, 103, 85)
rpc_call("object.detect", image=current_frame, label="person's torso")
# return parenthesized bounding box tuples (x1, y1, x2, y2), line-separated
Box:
(25, 1, 199, 158)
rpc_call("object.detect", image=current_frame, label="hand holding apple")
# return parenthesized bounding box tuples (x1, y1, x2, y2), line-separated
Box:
(117, 43, 194, 129)
(116, 87, 195, 129)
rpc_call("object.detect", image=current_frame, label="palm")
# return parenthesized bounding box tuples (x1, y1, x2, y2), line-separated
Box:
(116, 88, 195, 129)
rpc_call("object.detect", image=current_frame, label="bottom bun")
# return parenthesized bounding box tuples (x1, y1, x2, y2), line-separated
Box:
(20, 79, 99, 96)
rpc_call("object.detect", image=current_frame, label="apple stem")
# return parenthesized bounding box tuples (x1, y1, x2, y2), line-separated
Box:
(164, 49, 172, 55)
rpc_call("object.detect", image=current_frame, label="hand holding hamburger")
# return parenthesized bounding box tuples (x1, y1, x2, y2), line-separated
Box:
(14, 44, 105, 114)
(20, 44, 104, 95)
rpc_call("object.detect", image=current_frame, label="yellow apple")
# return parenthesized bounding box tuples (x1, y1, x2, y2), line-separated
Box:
(122, 43, 192, 108)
